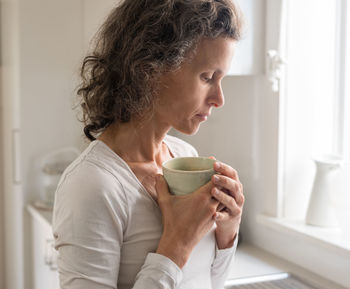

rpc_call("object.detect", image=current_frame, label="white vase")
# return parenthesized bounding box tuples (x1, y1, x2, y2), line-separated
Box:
(305, 154, 344, 227)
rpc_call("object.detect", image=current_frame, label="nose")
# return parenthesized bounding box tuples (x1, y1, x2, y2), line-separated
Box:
(209, 82, 225, 108)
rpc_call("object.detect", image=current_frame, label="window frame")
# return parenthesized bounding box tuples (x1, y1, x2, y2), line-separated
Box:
(334, 0, 349, 157)
(249, 1, 350, 288)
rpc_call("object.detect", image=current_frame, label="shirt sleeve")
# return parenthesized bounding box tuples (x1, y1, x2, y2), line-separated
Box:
(133, 253, 183, 288)
(211, 234, 239, 289)
(53, 161, 127, 288)
(53, 161, 183, 289)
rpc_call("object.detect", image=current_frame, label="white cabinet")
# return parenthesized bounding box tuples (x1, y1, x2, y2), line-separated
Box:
(28, 205, 59, 289)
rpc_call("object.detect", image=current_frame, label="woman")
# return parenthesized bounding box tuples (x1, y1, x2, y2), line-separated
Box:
(53, 0, 244, 288)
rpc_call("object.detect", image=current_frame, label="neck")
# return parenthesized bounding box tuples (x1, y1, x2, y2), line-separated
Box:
(98, 117, 171, 164)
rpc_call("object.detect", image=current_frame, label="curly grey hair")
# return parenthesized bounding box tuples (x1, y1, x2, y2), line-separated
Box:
(77, 0, 243, 141)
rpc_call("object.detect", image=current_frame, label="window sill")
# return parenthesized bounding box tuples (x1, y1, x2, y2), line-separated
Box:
(254, 214, 350, 288)
(257, 214, 350, 254)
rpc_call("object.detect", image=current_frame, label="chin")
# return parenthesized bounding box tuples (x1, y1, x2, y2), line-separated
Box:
(174, 123, 200, 135)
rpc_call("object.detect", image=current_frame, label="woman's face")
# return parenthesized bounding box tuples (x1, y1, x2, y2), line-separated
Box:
(155, 37, 236, 135)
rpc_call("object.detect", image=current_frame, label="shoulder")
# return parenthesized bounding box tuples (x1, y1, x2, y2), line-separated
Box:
(57, 141, 125, 196)
(53, 142, 129, 224)
(164, 134, 198, 157)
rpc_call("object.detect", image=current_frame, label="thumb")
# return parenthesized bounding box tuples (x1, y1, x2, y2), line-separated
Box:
(155, 174, 171, 201)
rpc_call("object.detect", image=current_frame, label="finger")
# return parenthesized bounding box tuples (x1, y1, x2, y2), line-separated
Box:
(225, 187, 244, 207)
(212, 175, 244, 206)
(196, 180, 215, 196)
(217, 203, 226, 211)
(155, 174, 171, 201)
(208, 156, 216, 160)
(211, 187, 241, 214)
(212, 175, 236, 193)
(214, 162, 240, 183)
(213, 211, 228, 221)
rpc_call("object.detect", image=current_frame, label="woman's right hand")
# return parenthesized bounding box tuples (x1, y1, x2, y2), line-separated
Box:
(154, 174, 219, 268)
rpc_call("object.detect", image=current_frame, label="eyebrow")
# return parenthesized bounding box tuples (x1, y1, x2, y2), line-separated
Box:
(214, 69, 224, 75)
(200, 64, 224, 74)
(195, 59, 226, 76)
(211, 68, 226, 78)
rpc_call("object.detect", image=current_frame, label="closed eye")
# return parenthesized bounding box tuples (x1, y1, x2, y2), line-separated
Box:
(201, 73, 214, 83)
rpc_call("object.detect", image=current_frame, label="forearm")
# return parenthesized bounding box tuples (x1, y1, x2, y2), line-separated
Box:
(215, 226, 238, 249)
(156, 232, 195, 268)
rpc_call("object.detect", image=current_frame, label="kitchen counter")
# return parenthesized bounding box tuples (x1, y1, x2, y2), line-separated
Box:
(27, 204, 346, 289)
(226, 243, 346, 289)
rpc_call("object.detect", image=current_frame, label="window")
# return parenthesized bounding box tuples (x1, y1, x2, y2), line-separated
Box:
(281, 0, 350, 227)
(251, 1, 350, 287)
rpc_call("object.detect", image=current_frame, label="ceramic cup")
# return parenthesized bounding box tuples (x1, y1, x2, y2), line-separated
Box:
(162, 157, 216, 195)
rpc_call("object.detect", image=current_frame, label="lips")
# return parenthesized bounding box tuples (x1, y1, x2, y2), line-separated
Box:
(196, 113, 210, 121)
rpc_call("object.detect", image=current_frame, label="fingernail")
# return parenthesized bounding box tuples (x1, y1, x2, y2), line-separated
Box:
(213, 188, 220, 195)
(213, 175, 219, 184)
(215, 162, 221, 169)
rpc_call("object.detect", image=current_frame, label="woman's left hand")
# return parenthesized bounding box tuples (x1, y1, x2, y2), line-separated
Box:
(211, 161, 244, 249)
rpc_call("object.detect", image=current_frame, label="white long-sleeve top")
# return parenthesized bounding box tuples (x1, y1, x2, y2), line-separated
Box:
(52, 135, 237, 289)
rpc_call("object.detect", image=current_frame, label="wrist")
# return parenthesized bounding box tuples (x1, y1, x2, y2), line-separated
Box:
(215, 227, 237, 249)
(156, 235, 192, 268)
